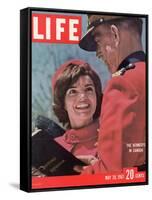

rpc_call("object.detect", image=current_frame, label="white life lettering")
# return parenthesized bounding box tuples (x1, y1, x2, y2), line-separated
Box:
(33, 17, 44, 39)
(56, 18, 66, 40)
(46, 17, 51, 40)
(69, 19, 79, 41)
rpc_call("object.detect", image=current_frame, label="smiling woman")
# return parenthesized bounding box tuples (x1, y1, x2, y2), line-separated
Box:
(52, 59, 102, 128)
(64, 75, 97, 129)
(52, 59, 102, 162)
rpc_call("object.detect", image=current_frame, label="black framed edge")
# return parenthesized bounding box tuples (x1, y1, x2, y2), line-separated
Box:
(20, 8, 32, 192)
(20, 7, 149, 192)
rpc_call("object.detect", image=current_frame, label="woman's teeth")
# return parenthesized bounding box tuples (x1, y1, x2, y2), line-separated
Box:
(76, 103, 89, 109)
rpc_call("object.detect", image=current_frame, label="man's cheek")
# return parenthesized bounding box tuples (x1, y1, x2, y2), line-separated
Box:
(105, 45, 112, 53)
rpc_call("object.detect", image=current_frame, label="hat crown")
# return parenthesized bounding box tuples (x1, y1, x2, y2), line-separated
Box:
(88, 14, 124, 28)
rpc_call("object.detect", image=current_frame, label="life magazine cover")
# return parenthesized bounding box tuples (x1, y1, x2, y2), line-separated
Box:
(20, 7, 148, 192)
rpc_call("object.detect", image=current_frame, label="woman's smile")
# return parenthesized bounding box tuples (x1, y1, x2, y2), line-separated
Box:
(65, 75, 97, 129)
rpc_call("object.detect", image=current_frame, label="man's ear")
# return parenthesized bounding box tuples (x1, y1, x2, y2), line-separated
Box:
(110, 25, 120, 47)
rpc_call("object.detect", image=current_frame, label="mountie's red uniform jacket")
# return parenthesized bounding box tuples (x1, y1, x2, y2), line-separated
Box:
(82, 60, 146, 174)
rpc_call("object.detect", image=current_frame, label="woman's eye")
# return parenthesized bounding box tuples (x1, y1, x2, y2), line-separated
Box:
(86, 87, 94, 92)
(67, 89, 77, 95)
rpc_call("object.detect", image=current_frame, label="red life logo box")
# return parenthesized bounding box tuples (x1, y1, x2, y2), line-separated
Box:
(32, 13, 82, 44)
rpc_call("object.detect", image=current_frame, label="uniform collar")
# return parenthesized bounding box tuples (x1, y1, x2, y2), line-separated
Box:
(112, 51, 145, 77)
(118, 51, 145, 71)
(64, 120, 99, 144)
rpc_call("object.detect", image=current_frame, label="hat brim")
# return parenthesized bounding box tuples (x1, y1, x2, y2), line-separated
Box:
(79, 26, 97, 52)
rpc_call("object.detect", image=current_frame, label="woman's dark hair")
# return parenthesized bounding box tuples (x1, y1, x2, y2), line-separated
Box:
(53, 62, 102, 129)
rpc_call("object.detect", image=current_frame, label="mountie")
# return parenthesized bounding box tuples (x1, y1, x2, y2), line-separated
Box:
(32, 13, 82, 44)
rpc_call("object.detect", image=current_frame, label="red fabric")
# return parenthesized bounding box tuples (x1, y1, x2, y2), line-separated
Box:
(81, 62, 146, 174)
(55, 120, 99, 157)
(32, 168, 146, 189)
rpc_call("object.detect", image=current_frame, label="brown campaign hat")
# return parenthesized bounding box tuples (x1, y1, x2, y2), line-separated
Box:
(79, 15, 124, 51)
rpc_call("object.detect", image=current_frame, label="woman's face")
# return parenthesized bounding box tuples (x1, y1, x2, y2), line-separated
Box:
(64, 75, 97, 129)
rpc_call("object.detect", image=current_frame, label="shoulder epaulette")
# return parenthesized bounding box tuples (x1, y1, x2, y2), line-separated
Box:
(112, 63, 135, 77)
